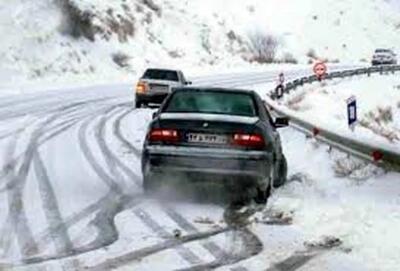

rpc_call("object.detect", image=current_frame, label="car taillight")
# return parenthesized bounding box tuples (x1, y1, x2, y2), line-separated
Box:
(232, 133, 265, 148)
(136, 81, 148, 93)
(149, 129, 179, 142)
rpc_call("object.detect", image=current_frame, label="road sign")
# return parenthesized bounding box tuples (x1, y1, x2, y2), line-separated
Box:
(313, 62, 327, 80)
(347, 95, 357, 131)
(279, 72, 285, 84)
(275, 84, 284, 99)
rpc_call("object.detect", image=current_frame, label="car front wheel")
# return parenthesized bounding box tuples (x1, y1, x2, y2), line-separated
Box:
(273, 155, 288, 188)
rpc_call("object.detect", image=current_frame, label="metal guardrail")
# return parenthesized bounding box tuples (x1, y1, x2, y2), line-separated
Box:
(266, 64, 400, 170)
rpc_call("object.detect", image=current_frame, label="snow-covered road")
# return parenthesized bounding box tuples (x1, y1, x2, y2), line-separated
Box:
(1, 66, 399, 271)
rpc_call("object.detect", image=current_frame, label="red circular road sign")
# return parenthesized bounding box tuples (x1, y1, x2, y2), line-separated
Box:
(313, 62, 327, 77)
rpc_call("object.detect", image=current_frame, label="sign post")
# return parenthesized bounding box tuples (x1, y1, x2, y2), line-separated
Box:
(347, 95, 357, 131)
(274, 72, 285, 99)
(313, 62, 327, 81)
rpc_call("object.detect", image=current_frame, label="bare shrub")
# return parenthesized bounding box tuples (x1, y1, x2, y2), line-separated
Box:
(142, 0, 161, 16)
(59, 0, 135, 42)
(227, 30, 238, 42)
(112, 52, 131, 68)
(359, 106, 399, 142)
(286, 91, 308, 111)
(280, 53, 298, 64)
(168, 50, 183, 58)
(247, 5, 255, 13)
(306, 48, 317, 59)
(333, 158, 366, 178)
(59, 0, 97, 41)
(333, 156, 383, 181)
(248, 32, 279, 63)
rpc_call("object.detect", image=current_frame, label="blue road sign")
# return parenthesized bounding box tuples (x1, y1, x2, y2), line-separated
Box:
(347, 96, 357, 130)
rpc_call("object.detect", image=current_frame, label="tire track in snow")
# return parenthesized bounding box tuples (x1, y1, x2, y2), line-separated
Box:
(162, 207, 230, 260)
(21, 194, 144, 266)
(0, 99, 113, 185)
(176, 228, 263, 271)
(0, 100, 121, 260)
(78, 110, 125, 195)
(113, 108, 142, 158)
(31, 150, 82, 271)
(0, 133, 20, 258)
(86, 226, 230, 271)
(3, 118, 51, 258)
(98, 107, 209, 265)
(264, 245, 339, 271)
(0, 111, 99, 193)
(96, 105, 141, 184)
(10, 102, 143, 266)
(94, 107, 225, 267)
(31, 150, 75, 255)
(133, 208, 203, 265)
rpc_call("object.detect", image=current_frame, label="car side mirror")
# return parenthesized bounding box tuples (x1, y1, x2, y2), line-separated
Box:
(152, 112, 157, 119)
(185, 81, 192, 85)
(274, 117, 289, 128)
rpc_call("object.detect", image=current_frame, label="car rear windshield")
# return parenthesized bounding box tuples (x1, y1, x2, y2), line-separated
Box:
(164, 91, 257, 117)
(375, 49, 391, 53)
(142, 69, 179, 81)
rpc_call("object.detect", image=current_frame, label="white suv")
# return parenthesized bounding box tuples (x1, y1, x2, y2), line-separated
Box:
(372, 49, 397, 66)
(135, 68, 191, 108)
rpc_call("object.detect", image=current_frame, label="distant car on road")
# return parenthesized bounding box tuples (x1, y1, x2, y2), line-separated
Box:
(135, 68, 191, 108)
(141, 87, 288, 204)
(371, 49, 397, 66)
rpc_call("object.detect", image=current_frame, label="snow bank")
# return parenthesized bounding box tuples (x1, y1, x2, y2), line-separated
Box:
(273, 74, 400, 153)
(268, 128, 400, 271)
(1, 0, 400, 88)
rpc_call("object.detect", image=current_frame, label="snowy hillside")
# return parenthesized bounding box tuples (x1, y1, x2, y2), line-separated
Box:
(1, 0, 400, 86)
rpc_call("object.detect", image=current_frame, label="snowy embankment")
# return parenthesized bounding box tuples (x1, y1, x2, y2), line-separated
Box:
(2, 0, 400, 90)
(261, 74, 400, 155)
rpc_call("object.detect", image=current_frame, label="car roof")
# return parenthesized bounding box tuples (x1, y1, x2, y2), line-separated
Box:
(375, 48, 393, 52)
(172, 86, 256, 95)
(145, 68, 180, 72)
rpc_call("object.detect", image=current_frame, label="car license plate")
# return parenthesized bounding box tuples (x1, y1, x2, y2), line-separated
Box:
(186, 133, 228, 144)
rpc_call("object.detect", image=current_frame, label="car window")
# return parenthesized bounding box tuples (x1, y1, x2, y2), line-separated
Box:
(142, 69, 179, 81)
(164, 91, 257, 117)
(179, 71, 186, 83)
(375, 49, 390, 53)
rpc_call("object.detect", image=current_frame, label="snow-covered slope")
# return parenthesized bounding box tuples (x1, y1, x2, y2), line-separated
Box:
(1, 0, 400, 86)
(272, 74, 400, 153)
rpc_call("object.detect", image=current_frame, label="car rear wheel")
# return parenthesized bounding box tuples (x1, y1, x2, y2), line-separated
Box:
(273, 155, 288, 188)
(143, 172, 159, 194)
(254, 184, 270, 204)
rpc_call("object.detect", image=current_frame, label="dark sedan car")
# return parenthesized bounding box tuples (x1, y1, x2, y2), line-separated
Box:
(141, 87, 288, 203)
